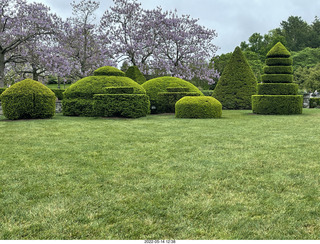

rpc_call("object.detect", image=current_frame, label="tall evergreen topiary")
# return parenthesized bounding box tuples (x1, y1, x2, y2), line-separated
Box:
(252, 42, 303, 115)
(212, 46, 257, 109)
(125, 66, 146, 84)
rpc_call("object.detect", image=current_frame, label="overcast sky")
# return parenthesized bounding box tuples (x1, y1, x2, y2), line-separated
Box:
(28, 0, 320, 55)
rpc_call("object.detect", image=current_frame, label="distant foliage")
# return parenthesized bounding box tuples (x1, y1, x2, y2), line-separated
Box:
(212, 47, 257, 109)
(125, 66, 146, 84)
(0, 79, 56, 119)
(175, 96, 222, 118)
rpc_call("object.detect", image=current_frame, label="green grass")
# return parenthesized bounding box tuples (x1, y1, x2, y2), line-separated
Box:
(1, 110, 320, 239)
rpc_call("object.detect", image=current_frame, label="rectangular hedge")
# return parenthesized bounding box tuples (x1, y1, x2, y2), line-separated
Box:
(93, 94, 150, 118)
(157, 92, 200, 113)
(104, 86, 134, 94)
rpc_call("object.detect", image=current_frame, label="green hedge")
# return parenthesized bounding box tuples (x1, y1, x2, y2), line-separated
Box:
(175, 96, 222, 118)
(93, 66, 125, 77)
(261, 74, 293, 83)
(263, 66, 293, 74)
(142, 76, 203, 114)
(125, 66, 146, 84)
(0, 79, 56, 120)
(104, 87, 134, 94)
(257, 83, 298, 95)
(50, 88, 65, 100)
(266, 58, 293, 66)
(252, 95, 303, 115)
(166, 87, 190, 92)
(93, 94, 150, 118)
(309, 97, 320, 108)
(0, 88, 7, 95)
(266, 42, 291, 58)
(62, 98, 95, 117)
(201, 90, 214, 96)
(157, 92, 200, 113)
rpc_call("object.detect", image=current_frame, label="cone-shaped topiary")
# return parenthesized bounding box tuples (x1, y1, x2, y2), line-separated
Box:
(0, 79, 56, 120)
(212, 46, 257, 109)
(63, 66, 150, 118)
(252, 42, 303, 115)
(125, 66, 146, 84)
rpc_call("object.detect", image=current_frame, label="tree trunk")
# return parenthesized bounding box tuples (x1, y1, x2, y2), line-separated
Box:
(0, 52, 5, 87)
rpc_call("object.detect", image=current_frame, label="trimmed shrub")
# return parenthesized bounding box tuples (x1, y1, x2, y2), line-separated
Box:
(201, 90, 214, 96)
(104, 87, 134, 94)
(93, 66, 125, 77)
(309, 97, 320, 108)
(252, 95, 303, 115)
(142, 76, 203, 114)
(257, 83, 298, 95)
(252, 42, 303, 115)
(261, 74, 293, 83)
(0, 79, 55, 120)
(158, 92, 200, 113)
(266, 42, 291, 58)
(63, 66, 148, 117)
(175, 96, 222, 118)
(212, 46, 257, 109)
(266, 58, 293, 66)
(166, 87, 190, 92)
(125, 66, 146, 84)
(93, 94, 150, 118)
(263, 66, 293, 74)
(50, 88, 65, 100)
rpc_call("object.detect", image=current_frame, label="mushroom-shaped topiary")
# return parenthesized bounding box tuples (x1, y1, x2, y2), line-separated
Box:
(63, 66, 150, 117)
(0, 79, 56, 120)
(141, 76, 203, 113)
(175, 96, 222, 118)
(93, 66, 125, 76)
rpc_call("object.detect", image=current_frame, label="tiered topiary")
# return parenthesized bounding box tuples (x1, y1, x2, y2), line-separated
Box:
(175, 96, 222, 118)
(63, 66, 150, 118)
(142, 76, 203, 113)
(125, 66, 146, 84)
(0, 79, 56, 120)
(212, 46, 257, 109)
(252, 42, 303, 114)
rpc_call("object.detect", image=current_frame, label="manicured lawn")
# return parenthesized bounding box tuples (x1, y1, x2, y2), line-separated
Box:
(1, 110, 320, 239)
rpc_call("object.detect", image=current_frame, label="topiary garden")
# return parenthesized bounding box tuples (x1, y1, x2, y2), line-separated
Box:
(0, 79, 56, 120)
(252, 42, 303, 115)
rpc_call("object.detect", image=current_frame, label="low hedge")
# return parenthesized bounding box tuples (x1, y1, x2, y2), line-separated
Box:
(263, 66, 293, 74)
(0, 79, 56, 120)
(252, 95, 303, 115)
(266, 58, 293, 66)
(261, 74, 293, 83)
(309, 97, 320, 108)
(62, 98, 94, 117)
(50, 88, 65, 100)
(175, 96, 222, 119)
(93, 94, 150, 118)
(157, 92, 200, 113)
(104, 87, 134, 94)
(166, 87, 190, 92)
(257, 83, 298, 95)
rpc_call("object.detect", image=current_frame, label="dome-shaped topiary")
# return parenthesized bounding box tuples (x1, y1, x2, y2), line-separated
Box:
(141, 76, 203, 113)
(175, 96, 222, 118)
(63, 66, 149, 117)
(212, 46, 257, 109)
(93, 66, 125, 76)
(125, 66, 146, 84)
(0, 79, 56, 120)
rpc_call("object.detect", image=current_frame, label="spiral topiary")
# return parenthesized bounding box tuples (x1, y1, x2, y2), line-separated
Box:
(0, 79, 56, 120)
(141, 76, 203, 113)
(252, 42, 303, 115)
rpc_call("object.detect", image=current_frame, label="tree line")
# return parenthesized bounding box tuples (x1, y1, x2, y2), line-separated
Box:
(0, 0, 218, 87)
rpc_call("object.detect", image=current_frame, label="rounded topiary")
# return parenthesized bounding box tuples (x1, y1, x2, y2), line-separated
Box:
(252, 42, 303, 115)
(175, 96, 222, 118)
(125, 66, 146, 84)
(0, 79, 56, 120)
(93, 66, 125, 77)
(63, 66, 149, 117)
(212, 46, 257, 109)
(141, 76, 203, 113)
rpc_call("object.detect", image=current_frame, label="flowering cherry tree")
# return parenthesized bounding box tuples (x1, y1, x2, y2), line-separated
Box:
(0, 0, 60, 86)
